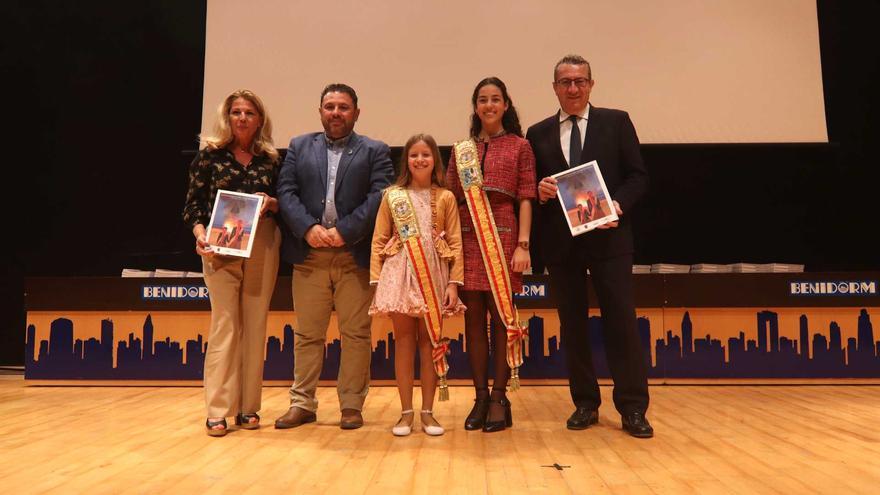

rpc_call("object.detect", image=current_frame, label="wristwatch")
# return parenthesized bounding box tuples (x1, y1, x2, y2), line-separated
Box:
(518, 240, 530, 249)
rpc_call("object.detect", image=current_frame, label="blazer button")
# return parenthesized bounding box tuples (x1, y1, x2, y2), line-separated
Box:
(321, 199, 325, 204)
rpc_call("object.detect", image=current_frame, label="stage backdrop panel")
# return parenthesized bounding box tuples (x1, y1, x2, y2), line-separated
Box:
(24, 274, 879, 382)
(202, 0, 827, 145)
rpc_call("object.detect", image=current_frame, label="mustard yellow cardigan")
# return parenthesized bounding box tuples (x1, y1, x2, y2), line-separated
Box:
(369, 185, 464, 285)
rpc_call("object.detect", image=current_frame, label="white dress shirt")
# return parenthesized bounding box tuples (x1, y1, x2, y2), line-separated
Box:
(559, 103, 590, 167)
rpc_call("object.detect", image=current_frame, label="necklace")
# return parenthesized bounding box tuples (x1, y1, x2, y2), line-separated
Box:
(477, 129, 506, 142)
(229, 143, 253, 167)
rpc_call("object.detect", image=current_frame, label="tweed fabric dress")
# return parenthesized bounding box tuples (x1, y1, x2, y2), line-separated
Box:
(446, 133, 536, 292)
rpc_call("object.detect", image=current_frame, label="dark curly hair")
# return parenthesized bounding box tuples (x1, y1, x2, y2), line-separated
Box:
(469, 77, 523, 138)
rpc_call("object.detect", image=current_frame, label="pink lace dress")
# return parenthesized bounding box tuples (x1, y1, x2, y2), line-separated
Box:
(370, 188, 466, 318)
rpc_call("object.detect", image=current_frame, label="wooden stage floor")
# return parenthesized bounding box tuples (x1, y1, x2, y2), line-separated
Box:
(1, 377, 879, 494)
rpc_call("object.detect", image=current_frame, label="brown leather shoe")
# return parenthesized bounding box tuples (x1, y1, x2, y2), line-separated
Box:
(340, 408, 363, 430)
(274, 407, 316, 429)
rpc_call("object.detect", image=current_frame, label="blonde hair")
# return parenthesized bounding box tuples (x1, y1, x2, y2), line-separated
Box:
(201, 89, 278, 161)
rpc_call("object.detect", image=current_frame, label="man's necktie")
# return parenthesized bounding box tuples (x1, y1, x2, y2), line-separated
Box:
(568, 114, 581, 167)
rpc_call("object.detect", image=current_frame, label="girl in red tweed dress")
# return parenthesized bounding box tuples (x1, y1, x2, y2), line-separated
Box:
(446, 77, 537, 432)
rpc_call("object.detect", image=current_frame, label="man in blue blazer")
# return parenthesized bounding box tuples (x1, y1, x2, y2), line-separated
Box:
(275, 83, 394, 430)
(527, 55, 652, 438)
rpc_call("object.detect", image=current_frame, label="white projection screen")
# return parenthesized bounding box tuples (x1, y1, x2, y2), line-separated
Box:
(201, 0, 827, 146)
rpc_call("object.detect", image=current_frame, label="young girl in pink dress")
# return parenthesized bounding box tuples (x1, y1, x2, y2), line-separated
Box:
(370, 134, 465, 436)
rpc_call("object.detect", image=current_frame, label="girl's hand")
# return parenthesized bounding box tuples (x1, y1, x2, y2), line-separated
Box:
(511, 246, 530, 273)
(444, 283, 459, 311)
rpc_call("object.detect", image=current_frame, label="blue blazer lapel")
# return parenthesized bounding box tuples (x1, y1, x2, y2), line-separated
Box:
(311, 134, 328, 191)
(334, 133, 362, 194)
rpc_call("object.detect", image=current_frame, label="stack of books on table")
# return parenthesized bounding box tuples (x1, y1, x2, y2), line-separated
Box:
(632, 265, 652, 274)
(690, 263, 733, 273)
(650, 263, 691, 274)
(121, 269, 153, 278)
(728, 263, 759, 273)
(755, 263, 805, 273)
(153, 269, 188, 278)
(122, 269, 204, 278)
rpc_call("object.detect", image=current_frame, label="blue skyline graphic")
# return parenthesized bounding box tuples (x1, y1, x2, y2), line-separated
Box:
(24, 309, 879, 379)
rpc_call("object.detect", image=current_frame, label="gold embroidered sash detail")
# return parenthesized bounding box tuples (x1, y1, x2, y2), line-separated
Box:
(452, 139, 527, 389)
(386, 186, 451, 400)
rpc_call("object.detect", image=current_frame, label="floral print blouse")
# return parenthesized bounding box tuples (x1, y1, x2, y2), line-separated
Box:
(182, 147, 279, 228)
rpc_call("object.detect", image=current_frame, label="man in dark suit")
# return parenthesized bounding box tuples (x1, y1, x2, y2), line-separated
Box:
(526, 55, 652, 438)
(275, 83, 394, 430)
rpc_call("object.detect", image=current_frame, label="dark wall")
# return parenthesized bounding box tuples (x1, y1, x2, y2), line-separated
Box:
(3, 1, 878, 365)
(6, 0, 207, 364)
(815, 1, 880, 270)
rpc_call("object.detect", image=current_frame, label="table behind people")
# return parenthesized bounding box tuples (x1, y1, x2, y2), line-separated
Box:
(275, 83, 394, 431)
(526, 54, 653, 438)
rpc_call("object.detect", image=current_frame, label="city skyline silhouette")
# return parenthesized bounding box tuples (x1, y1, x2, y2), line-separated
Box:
(25, 308, 878, 379)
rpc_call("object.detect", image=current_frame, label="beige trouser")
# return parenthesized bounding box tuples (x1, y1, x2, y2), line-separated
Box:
(289, 248, 374, 412)
(202, 217, 280, 418)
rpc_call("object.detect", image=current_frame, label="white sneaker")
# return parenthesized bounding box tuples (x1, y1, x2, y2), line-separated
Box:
(392, 410, 414, 436)
(421, 410, 445, 436)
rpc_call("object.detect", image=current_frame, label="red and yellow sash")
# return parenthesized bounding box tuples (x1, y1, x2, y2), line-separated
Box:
(386, 186, 451, 400)
(453, 139, 527, 389)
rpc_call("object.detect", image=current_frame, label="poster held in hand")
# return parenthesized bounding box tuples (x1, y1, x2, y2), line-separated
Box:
(552, 160, 618, 236)
(206, 190, 264, 257)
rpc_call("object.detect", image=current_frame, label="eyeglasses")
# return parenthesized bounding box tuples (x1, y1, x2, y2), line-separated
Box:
(554, 78, 591, 88)
(230, 110, 258, 120)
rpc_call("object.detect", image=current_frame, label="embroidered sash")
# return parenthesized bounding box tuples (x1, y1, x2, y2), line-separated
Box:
(453, 139, 527, 389)
(386, 186, 451, 400)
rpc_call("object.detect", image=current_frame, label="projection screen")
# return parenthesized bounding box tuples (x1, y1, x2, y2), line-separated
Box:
(201, 0, 827, 146)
